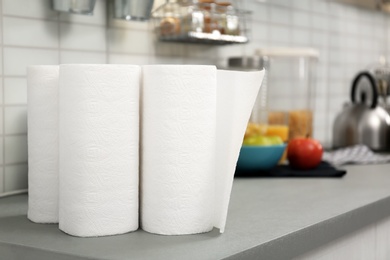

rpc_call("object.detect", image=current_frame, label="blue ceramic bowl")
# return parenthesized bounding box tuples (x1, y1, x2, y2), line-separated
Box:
(236, 144, 287, 171)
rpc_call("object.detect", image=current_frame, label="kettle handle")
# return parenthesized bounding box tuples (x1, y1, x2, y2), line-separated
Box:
(351, 71, 378, 109)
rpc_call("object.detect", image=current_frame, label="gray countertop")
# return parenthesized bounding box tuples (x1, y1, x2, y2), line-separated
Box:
(1, 164, 390, 260)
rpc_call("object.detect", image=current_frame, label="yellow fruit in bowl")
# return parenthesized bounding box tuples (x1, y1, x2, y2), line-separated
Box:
(244, 123, 288, 141)
(243, 135, 283, 146)
(267, 135, 283, 145)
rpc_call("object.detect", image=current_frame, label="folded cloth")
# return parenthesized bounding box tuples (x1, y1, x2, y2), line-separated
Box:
(235, 161, 346, 178)
(323, 145, 390, 166)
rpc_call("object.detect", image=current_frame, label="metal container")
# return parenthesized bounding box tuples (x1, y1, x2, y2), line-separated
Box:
(114, 0, 155, 21)
(333, 71, 390, 151)
(333, 104, 390, 151)
(52, 0, 96, 15)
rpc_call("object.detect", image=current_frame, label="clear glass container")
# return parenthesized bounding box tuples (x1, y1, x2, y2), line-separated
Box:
(218, 3, 239, 35)
(228, 48, 319, 142)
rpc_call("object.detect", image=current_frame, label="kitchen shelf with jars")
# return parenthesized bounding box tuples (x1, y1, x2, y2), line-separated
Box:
(152, 0, 251, 45)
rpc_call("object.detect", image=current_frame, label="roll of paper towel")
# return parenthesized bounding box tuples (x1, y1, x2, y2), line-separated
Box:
(59, 64, 140, 237)
(141, 65, 217, 235)
(141, 65, 264, 235)
(27, 65, 59, 223)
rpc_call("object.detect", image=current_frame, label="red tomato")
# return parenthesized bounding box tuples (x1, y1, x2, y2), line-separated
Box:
(287, 137, 323, 170)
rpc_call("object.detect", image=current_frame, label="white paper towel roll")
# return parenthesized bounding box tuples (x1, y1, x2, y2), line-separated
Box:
(59, 64, 140, 237)
(141, 65, 217, 235)
(141, 66, 264, 235)
(27, 65, 59, 223)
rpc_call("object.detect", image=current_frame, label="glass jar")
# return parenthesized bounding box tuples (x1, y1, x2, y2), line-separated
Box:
(216, 3, 239, 35)
(177, 0, 206, 34)
(228, 48, 319, 141)
(198, 0, 218, 34)
(155, 0, 183, 36)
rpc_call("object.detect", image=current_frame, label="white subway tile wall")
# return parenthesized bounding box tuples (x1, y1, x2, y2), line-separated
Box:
(0, 0, 388, 193)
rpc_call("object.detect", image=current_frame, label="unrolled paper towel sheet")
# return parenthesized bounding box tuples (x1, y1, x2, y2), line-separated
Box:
(59, 64, 140, 237)
(27, 65, 59, 223)
(214, 69, 265, 232)
(141, 65, 264, 235)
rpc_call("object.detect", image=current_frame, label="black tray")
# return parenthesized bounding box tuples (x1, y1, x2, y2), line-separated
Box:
(235, 161, 347, 178)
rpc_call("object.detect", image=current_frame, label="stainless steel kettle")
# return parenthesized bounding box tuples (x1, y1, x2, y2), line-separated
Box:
(333, 71, 390, 151)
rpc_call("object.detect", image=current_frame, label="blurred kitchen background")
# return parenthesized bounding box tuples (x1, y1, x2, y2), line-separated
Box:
(0, 0, 388, 193)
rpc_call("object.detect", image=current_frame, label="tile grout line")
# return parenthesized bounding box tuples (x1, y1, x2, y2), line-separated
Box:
(312, 0, 322, 142)
(57, 10, 60, 63)
(3, 14, 107, 29)
(0, 133, 27, 137)
(3, 104, 28, 107)
(1, 0, 5, 192)
(1, 45, 107, 53)
(324, 1, 331, 147)
(3, 162, 27, 167)
(2, 14, 153, 32)
(254, 2, 381, 25)
(105, 0, 109, 63)
(0, 39, 382, 59)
